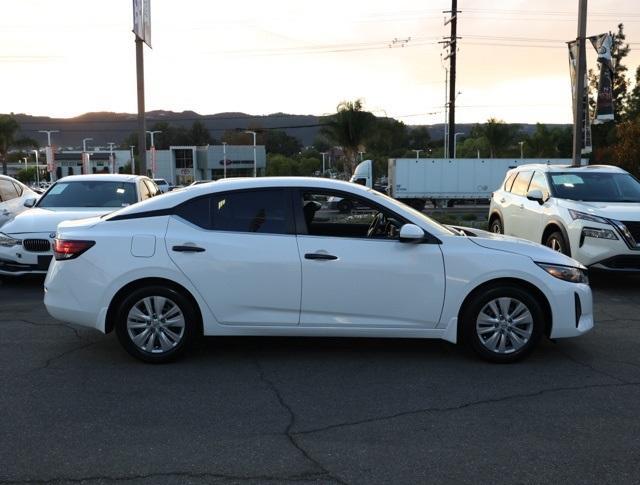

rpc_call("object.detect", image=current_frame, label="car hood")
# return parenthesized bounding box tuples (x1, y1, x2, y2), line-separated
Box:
(558, 200, 640, 221)
(449, 226, 583, 268)
(1, 207, 114, 235)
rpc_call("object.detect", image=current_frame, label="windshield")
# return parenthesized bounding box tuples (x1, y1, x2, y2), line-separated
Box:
(37, 181, 138, 208)
(549, 172, 640, 202)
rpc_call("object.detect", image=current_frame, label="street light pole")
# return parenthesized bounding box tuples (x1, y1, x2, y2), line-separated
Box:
(129, 146, 136, 174)
(107, 142, 116, 173)
(414, 149, 422, 160)
(244, 130, 257, 177)
(453, 132, 464, 158)
(519, 141, 525, 159)
(38, 130, 59, 182)
(32, 150, 40, 187)
(22, 157, 29, 185)
(222, 142, 227, 179)
(320, 152, 327, 176)
(146, 130, 161, 178)
(82, 138, 93, 175)
(358, 151, 365, 161)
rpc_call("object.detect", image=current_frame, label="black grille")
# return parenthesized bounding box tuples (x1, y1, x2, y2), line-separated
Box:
(622, 221, 640, 242)
(597, 255, 640, 270)
(23, 239, 51, 253)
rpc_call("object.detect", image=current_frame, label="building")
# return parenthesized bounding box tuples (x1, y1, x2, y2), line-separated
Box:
(153, 145, 266, 185)
(5, 144, 266, 186)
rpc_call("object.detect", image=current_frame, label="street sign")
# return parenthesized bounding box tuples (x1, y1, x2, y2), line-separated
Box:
(132, 0, 151, 47)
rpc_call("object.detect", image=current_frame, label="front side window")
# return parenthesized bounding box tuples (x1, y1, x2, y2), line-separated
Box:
(528, 171, 550, 200)
(37, 181, 138, 208)
(300, 190, 404, 240)
(0, 180, 19, 202)
(549, 172, 640, 202)
(510, 171, 533, 196)
(175, 190, 291, 235)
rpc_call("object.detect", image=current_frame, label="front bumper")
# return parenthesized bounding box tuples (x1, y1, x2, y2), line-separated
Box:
(0, 234, 54, 276)
(548, 281, 593, 339)
(569, 222, 640, 272)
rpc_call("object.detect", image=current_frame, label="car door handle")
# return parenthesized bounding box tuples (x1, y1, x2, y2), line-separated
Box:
(172, 245, 205, 253)
(519, 204, 524, 209)
(305, 253, 338, 260)
(500, 198, 506, 203)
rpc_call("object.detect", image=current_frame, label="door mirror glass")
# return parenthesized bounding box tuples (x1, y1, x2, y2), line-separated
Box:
(23, 198, 36, 208)
(399, 224, 425, 242)
(526, 189, 544, 204)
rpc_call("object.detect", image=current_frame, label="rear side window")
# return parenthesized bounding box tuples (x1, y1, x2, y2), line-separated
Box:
(139, 181, 152, 200)
(144, 180, 159, 197)
(175, 189, 291, 235)
(0, 180, 19, 202)
(12, 182, 24, 197)
(510, 171, 533, 196)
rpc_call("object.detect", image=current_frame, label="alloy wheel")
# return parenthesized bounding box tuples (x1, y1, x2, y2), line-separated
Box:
(475, 297, 533, 354)
(126, 296, 186, 354)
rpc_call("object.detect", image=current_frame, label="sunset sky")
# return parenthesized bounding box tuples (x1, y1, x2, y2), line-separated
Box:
(1, 0, 639, 124)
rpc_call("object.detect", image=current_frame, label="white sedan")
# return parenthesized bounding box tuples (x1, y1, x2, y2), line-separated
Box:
(0, 175, 39, 229)
(44, 177, 593, 363)
(0, 174, 159, 276)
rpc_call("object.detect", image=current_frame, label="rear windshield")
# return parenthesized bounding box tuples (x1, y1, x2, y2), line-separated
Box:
(549, 172, 640, 202)
(37, 181, 138, 208)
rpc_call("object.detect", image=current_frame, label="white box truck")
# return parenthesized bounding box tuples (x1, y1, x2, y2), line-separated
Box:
(349, 158, 579, 210)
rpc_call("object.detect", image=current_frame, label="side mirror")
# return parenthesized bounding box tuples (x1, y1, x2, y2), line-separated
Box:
(399, 224, 425, 243)
(526, 189, 545, 205)
(23, 198, 36, 208)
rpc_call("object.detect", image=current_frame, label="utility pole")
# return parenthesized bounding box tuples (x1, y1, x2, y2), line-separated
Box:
(572, 0, 588, 167)
(136, 38, 146, 177)
(443, 0, 460, 160)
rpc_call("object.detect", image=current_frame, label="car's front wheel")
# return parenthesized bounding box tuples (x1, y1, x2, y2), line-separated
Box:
(115, 286, 198, 363)
(461, 285, 544, 363)
(489, 217, 503, 234)
(544, 231, 569, 255)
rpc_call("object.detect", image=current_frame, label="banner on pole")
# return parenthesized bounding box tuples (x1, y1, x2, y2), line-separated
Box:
(568, 41, 592, 154)
(132, 0, 151, 47)
(589, 33, 615, 123)
(150, 146, 157, 176)
(45, 146, 55, 173)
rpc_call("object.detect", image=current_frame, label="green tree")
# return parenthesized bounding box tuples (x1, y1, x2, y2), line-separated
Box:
(471, 118, 520, 157)
(265, 130, 302, 156)
(321, 99, 376, 174)
(365, 118, 409, 157)
(626, 66, 640, 121)
(407, 126, 431, 150)
(610, 119, 640, 177)
(188, 120, 214, 146)
(0, 115, 19, 175)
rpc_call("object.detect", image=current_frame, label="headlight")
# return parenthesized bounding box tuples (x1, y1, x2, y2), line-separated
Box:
(537, 262, 589, 284)
(581, 227, 618, 240)
(0, 232, 20, 248)
(568, 209, 609, 225)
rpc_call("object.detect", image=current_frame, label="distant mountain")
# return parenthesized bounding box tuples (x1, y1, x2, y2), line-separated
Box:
(9, 110, 571, 149)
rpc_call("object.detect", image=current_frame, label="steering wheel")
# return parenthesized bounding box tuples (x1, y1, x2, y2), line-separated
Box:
(367, 212, 387, 238)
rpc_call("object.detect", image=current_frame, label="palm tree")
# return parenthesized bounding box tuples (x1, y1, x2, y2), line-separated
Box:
(0, 115, 19, 175)
(472, 118, 520, 158)
(321, 99, 376, 174)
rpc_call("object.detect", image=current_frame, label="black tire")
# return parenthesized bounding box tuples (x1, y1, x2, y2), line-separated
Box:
(545, 231, 569, 255)
(115, 285, 198, 363)
(461, 285, 544, 363)
(409, 199, 426, 211)
(446, 200, 455, 208)
(489, 217, 503, 234)
(336, 199, 353, 213)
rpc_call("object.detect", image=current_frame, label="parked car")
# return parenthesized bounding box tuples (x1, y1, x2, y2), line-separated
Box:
(153, 178, 170, 193)
(44, 177, 592, 364)
(489, 164, 640, 272)
(0, 175, 39, 229)
(0, 174, 159, 276)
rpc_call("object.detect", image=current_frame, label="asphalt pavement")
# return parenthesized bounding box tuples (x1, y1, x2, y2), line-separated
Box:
(1, 274, 640, 485)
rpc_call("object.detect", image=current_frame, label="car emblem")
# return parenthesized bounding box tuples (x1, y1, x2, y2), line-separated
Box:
(50, 233, 56, 239)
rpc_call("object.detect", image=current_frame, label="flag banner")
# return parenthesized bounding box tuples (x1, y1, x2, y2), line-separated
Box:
(589, 33, 615, 123)
(568, 41, 592, 154)
(132, 0, 151, 47)
(45, 146, 55, 173)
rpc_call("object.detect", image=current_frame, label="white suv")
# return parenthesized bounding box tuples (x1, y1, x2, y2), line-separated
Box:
(489, 164, 640, 272)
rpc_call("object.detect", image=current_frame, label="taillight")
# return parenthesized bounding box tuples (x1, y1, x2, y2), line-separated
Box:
(52, 239, 95, 261)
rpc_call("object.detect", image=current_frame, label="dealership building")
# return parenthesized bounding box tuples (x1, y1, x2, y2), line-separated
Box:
(6, 144, 266, 185)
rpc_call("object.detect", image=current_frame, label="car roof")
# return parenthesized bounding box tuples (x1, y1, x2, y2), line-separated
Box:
(511, 163, 627, 173)
(109, 177, 376, 216)
(55, 174, 148, 183)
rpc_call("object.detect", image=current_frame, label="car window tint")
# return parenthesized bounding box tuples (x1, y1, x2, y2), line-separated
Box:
(529, 171, 550, 199)
(300, 190, 403, 240)
(0, 180, 19, 202)
(175, 196, 211, 228)
(510, 171, 533, 196)
(37, 181, 138, 208)
(211, 190, 289, 234)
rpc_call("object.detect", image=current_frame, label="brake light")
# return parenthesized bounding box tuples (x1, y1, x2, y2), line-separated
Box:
(52, 239, 95, 261)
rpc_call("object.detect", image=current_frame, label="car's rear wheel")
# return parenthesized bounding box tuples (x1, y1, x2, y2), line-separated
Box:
(545, 231, 569, 255)
(461, 285, 544, 363)
(489, 217, 503, 234)
(115, 286, 197, 363)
